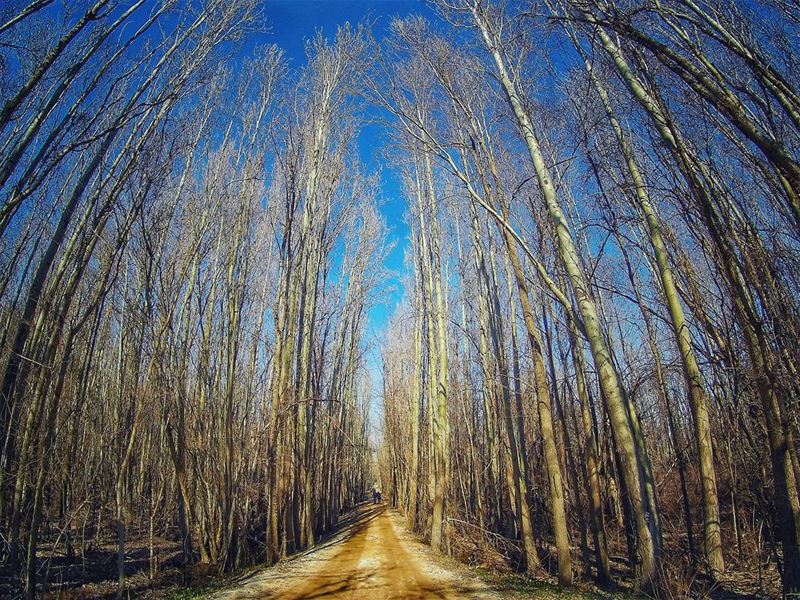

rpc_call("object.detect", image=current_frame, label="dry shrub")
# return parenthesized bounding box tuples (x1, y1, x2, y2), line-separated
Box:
(447, 518, 519, 572)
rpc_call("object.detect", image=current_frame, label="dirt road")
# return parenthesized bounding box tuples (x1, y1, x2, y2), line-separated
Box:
(212, 504, 498, 599)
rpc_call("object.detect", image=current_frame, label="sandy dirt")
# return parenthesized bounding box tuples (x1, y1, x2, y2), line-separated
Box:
(211, 504, 499, 599)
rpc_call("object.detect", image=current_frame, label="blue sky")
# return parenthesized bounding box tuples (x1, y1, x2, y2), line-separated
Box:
(263, 0, 433, 338)
(17, 0, 423, 379)
(259, 0, 437, 430)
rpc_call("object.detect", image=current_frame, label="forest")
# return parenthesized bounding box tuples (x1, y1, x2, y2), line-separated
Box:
(0, 0, 798, 598)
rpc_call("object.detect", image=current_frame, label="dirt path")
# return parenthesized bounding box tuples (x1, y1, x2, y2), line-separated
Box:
(211, 504, 498, 599)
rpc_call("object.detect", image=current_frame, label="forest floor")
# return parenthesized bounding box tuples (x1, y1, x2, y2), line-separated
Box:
(201, 504, 781, 600)
(5, 504, 780, 598)
(202, 504, 639, 600)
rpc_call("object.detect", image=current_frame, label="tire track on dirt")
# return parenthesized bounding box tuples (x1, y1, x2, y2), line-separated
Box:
(212, 505, 498, 599)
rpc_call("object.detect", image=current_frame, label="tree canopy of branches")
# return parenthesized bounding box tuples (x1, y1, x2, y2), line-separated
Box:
(376, 0, 800, 597)
(1, 0, 799, 598)
(0, 3, 386, 597)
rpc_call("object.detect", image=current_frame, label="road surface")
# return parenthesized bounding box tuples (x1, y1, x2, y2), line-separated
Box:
(212, 504, 497, 599)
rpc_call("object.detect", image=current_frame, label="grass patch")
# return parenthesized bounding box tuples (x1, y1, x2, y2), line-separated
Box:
(471, 566, 633, 599)
(163, 587, 210, 600)
(161, 562, 266, 599)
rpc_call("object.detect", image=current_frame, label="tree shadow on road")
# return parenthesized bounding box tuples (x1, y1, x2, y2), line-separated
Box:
(220, 501, 383, 592)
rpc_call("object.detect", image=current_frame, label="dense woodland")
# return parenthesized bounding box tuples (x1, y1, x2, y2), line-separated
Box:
(0, 0, 798, 598)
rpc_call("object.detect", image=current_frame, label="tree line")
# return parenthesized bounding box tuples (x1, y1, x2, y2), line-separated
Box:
(0, 2, 386, 597)
(377, 0, 800, 597)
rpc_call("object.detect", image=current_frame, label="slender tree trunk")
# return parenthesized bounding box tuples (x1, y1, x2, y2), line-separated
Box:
(469, 5, 660, 586)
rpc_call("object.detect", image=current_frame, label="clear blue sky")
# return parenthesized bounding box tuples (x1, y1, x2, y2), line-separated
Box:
(263, 0, 433, 338)
(42, 0, 425, 379)
(261, 0, 437, 431)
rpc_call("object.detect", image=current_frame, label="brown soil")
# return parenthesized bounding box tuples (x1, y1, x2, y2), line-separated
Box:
(212, 504, 498, 600)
